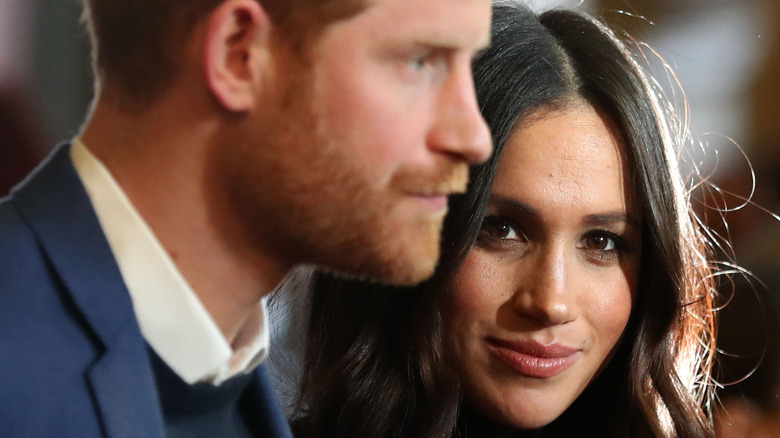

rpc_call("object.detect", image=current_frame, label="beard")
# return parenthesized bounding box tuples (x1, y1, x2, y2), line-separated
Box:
(299, 160, 469, 285)
(219, 60, 468, 286)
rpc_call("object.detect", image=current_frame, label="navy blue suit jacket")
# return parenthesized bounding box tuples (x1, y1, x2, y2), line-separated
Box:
(0, 145, 293, 438)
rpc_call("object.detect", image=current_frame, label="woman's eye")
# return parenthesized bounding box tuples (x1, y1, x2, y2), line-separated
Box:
(583, 234, 616, 251)
(579, 230, 626, 264)
(480, 217, 521, 241)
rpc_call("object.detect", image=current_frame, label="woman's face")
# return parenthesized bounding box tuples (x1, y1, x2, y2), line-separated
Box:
(444, 104, 641, 429)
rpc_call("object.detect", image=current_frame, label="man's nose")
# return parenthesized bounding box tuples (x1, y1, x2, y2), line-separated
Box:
(427, 63, 493, 164)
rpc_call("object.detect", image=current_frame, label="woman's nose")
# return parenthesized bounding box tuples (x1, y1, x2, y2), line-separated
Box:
(512, 246, 575, 327)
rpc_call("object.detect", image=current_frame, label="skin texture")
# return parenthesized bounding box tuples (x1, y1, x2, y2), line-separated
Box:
(444, 104, 641, 429)
(219, 0, 493, 286)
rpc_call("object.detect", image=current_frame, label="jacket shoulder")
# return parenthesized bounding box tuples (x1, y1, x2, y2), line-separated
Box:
(0, 197, 47, 279)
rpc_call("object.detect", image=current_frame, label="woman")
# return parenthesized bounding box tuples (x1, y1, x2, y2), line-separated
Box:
(288, 2, 717, 437)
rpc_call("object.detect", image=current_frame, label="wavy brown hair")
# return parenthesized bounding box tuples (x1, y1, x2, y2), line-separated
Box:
(291, 3, 717, 437)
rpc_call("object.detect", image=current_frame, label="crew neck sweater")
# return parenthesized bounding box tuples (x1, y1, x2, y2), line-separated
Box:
(149, 348, 259, 438)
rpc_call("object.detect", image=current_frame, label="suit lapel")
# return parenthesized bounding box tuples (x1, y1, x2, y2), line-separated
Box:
(11, 144, 165, 438)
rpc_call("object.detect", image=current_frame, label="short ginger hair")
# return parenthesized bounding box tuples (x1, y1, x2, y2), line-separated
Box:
(81, 0, 366, 106)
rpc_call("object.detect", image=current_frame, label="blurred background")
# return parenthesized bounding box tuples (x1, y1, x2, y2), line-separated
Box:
(1, 0, 779, 434)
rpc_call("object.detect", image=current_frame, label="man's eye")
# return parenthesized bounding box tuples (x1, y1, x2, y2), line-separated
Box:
(395, 49, 450, 85)
(410, 55, 430, 71)
(408, 51, 442, 73)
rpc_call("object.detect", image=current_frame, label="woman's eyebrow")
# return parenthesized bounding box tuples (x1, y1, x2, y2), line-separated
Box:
(582, 212, 640, 228)
(488, 195, 640, 229)
(487, 195, 537, 217)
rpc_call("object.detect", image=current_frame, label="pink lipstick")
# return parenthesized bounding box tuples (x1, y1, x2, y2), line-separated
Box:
(487, 338, 580, 379)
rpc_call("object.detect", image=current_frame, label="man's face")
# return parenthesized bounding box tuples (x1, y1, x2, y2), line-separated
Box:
(226, 0, 492, 285)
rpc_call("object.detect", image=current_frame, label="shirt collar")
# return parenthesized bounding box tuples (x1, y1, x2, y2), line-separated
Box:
(70, 138, 269, 385)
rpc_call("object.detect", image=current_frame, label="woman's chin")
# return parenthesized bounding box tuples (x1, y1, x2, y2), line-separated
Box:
(483, 404, 563, 431)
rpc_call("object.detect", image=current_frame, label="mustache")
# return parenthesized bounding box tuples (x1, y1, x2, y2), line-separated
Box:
(391, 161, 470, 196)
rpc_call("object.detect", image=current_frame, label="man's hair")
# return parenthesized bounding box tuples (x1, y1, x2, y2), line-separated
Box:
(81, 0, 366, 106)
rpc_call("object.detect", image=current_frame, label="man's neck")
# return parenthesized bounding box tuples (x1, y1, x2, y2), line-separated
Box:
(80, 96, 291, 344)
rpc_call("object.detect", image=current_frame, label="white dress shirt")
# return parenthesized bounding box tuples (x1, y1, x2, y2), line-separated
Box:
(70, 138, 269, 386)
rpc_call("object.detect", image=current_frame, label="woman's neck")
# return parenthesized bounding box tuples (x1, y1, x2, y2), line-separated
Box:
(454, 405, 546, 438)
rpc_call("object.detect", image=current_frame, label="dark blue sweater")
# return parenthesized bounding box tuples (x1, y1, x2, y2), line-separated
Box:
(149, 348, 258, 438)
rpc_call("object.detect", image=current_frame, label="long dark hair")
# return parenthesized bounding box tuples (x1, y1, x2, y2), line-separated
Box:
(290, 3, 716, 437)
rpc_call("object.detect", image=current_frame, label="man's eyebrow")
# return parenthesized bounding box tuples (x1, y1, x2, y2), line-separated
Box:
(408, 40, 481, 53)
(410, 27, 491, 53)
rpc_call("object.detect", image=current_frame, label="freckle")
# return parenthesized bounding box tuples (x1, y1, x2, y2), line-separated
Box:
(169, 250, 178, 260)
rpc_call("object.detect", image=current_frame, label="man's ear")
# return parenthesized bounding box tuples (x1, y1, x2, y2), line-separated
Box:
(203, 0, 271, 112)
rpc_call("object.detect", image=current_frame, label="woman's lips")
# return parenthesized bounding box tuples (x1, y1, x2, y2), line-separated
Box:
(487, 338, 581, 379)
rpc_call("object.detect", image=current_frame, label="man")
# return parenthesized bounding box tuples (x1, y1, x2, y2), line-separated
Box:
(0, 0, 491, 436)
